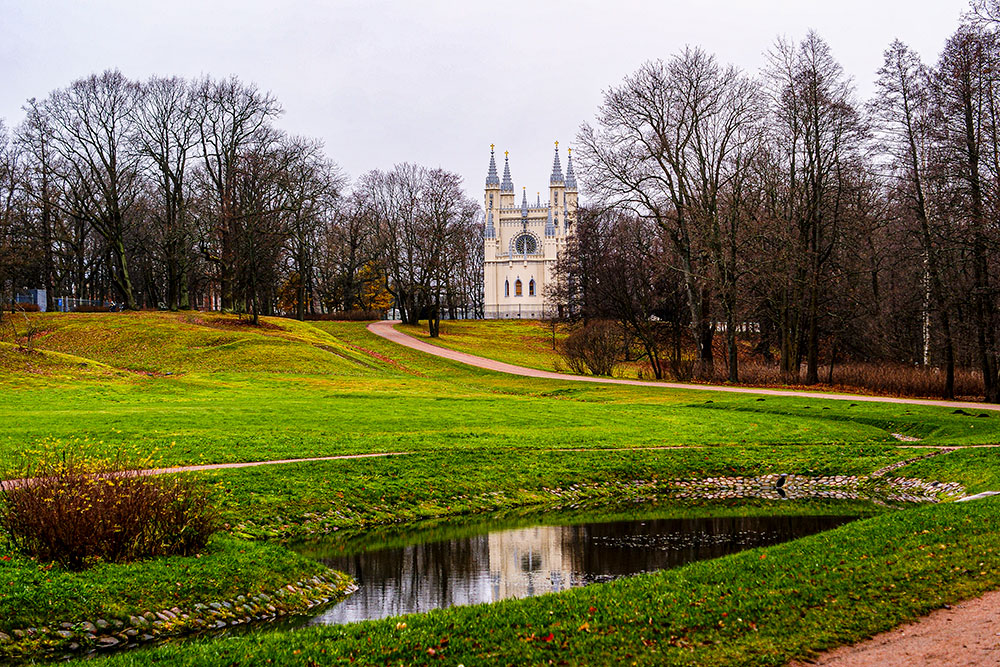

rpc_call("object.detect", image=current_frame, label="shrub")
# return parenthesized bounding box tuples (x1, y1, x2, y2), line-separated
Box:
(706, 360, 984, 399)
(560, 321, 622, 376)
(12, 303, 40, 313)
(1, 454, 218, 570)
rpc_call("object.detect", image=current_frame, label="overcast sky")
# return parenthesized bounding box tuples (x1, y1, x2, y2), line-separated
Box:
(0, 0, 973, 200)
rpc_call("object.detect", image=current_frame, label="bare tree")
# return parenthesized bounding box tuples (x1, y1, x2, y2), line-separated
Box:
(579, 48, 763, 379)
(192, 76, 281, 312)
(132, 76, 200, 310)
(15, 100, 61, 310)
(932, 24, 1000, 401)
(44, 70, 143, 309)
(764, 32, 867, 384)
(280, 137, 345, 319)
(871, 40, 958, 397)
(420, 168, 479, 336)
(356, 164, 477, 331)
(557, 207, 679, 378)
(0, 121, 28, 315)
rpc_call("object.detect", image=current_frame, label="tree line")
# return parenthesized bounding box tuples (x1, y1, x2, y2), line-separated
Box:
(561, 11, 1000, 401)
(0, 72, 482, 325)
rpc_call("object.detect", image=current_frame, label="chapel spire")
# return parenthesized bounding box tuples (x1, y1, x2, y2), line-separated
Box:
(501, 151, 514, 192)
(485, 144, 500, 187)
(565, 147, 577, 190)
(550, 141, 564, 185)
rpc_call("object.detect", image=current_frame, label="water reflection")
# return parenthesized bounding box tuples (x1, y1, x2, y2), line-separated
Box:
(303, 514, 854, 625)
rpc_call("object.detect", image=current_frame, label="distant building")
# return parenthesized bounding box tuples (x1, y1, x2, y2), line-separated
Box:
(14, 289, 47, 312)
(483, 143, 577, 319)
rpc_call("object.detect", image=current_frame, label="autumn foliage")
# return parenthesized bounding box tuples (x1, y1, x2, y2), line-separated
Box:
(1, 454, 218, 570)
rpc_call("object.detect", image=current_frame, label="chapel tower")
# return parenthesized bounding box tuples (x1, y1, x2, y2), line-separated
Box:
(483, 142, 577, 319)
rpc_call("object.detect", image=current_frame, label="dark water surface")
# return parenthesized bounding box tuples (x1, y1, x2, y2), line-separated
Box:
(297, 512, 857, 625)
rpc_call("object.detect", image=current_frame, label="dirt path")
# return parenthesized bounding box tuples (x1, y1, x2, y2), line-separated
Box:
(369, 321, 1000, 412)
(0, 452, 407, 492)
(147, 452, 407, 475)
(788, 590, 1000, 666)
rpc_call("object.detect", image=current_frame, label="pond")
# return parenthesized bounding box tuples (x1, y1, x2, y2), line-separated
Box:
(293, 508, 859, 626)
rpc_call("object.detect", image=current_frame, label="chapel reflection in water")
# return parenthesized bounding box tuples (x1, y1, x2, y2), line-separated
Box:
(305, 514, 853, 625)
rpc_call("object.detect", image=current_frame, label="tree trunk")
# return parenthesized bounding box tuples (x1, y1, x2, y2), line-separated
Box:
(726, 311, 738, 383)
(111, 238, 138, 311)
(428, 294, 441, 338)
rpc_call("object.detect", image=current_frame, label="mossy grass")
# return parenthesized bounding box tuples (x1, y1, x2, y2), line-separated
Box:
(397, 319, 567, 372)
(895, 447, 1000, 494)
(63, 497, 1000, 666)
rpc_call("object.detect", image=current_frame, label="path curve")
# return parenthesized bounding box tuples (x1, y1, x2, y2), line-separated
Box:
(369, 321, 1000, 412)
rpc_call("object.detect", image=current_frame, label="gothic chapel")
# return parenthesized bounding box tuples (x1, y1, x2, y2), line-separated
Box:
(483, 143, 577, 318)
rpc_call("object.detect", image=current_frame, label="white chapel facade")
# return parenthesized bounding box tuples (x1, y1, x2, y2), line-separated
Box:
(483, 143, 577, 319)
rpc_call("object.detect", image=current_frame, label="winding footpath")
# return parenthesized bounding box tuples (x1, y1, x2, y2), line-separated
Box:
(371, 320, 1000, 666)
(368, 320, 1000, 412)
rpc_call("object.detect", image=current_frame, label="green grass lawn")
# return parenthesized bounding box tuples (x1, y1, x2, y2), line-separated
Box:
(2, 312, 1000, 664)
(4, 314, 999, 478)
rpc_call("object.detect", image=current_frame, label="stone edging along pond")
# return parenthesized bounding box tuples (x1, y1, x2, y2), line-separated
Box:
(0, 570, 356, 662)
(664, 473, 965, 503)
(280, 473, 967, 538)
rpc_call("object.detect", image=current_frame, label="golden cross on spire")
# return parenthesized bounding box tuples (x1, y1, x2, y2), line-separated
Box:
(490, 143, 494, 151)
(505, 151, 508, 158)
(555, 140, 559, 148)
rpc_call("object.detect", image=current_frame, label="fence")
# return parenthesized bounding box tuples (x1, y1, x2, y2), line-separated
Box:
(483, 305, 556, 320)
(52, 297, 114, 312)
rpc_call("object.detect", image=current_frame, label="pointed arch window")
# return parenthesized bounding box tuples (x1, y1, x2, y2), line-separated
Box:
(515, 279, 523, 297)
(505, 280, 509, 297)
(529, 279, 536, 297)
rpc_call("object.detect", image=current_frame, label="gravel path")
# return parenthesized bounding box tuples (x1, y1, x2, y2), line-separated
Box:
(368, 320, 1000, 412)
(788, 590, 1000, 666)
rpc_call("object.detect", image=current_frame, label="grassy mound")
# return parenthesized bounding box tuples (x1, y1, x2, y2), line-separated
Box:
(12, 312, 383, 376)
(0, 340, 122, 382)
(0, 313, 998, 663)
